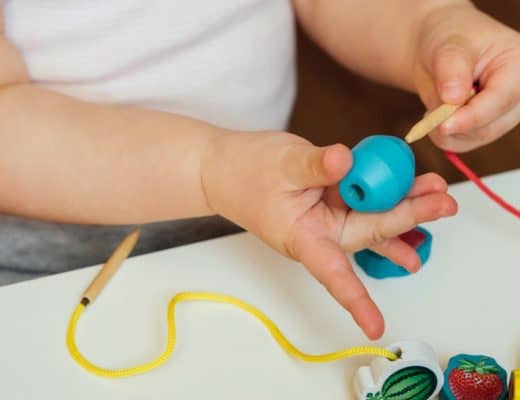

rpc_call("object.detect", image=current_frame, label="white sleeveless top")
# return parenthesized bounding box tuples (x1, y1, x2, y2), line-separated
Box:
(4, 0, 296, 130)
(0, 1, 296, 285)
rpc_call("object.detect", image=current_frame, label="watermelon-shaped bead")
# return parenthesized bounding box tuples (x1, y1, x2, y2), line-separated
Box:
(366, 366, 438, 400)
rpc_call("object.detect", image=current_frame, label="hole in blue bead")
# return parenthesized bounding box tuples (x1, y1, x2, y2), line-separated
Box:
(349, 184, 365, 202)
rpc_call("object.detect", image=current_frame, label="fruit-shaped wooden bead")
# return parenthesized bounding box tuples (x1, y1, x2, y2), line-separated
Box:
(366, 366, 438, 400)
(354, 341, 443, 400)
(441, 354, 507, 400)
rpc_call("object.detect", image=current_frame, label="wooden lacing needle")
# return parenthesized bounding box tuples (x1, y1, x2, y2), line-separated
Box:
(405, 90, 476, 144)
(81, 229, 140, 306)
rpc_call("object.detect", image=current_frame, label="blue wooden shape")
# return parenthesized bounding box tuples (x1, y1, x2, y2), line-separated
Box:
(354, 226, 432, 279)
(339, 135, 415, 212)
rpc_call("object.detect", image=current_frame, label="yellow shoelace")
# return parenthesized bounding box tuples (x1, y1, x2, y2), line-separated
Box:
(66, 291, 398, 378)
(66, 231, 398, 378)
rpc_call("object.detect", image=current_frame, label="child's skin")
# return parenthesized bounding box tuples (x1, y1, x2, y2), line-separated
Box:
(0, 1, 519, 339)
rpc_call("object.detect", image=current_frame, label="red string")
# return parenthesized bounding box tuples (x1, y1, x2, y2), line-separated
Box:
(444, 150, 520, 218)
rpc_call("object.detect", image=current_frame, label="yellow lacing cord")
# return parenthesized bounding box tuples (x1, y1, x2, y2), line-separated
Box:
(66, 291, 398, 378)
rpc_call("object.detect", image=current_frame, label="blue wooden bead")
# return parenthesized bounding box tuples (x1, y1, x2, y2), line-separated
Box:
(354, 226, 432, 279)
(339, 135, 415, 212)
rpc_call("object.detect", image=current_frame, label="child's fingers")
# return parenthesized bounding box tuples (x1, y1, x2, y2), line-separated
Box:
(469, 102, 520, 143)
(431, 36, 475, 105)
(362, 173, 448, 273)
(294, 234, 384, 340)
(370, 238, 421, 273)
(282, 143, 352, 189)
(431, 102, 520, 152)
(341, 192, 457, 253)
(415, 67, 443, 111)
(439, 76, 520, 136)
(406, 172, 448, 198)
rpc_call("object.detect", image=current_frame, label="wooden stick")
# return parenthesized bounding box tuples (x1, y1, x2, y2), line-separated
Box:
(405, 90, 476, 144)
(405, 103, 460, 144)
(81, 229, 140, 305)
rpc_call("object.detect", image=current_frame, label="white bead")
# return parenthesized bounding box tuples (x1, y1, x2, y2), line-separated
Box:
(353, 341, 444, 400)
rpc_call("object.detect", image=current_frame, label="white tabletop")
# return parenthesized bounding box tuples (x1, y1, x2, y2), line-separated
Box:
(1, 169, 519, 400)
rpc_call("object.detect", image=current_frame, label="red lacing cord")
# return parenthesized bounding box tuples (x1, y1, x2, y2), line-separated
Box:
(444, 150, 520, 218)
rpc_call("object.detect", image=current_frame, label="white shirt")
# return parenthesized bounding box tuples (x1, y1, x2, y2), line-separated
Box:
(0, 1, 297, 285)
(4, 0, 296, 131)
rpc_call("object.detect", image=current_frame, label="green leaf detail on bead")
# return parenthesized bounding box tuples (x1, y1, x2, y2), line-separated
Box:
(457, 358, 500, 375)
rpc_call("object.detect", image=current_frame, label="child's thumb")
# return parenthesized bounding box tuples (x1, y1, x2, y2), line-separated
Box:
(284, 143, 352, 189)
(432, 37, 475, 105)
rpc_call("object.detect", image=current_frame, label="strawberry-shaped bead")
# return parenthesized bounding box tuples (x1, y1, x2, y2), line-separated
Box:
(441, 354, 507, 400)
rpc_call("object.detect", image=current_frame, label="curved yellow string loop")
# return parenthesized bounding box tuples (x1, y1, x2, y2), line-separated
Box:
(66, 291, 397, 378)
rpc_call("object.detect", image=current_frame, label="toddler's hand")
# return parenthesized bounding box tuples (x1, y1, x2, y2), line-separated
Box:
(415, 4, 520, 152)
(201, 132, 457, 339)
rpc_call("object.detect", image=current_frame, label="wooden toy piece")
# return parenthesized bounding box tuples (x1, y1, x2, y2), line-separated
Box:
(354, 226, 432, 279)
(81, 229, 140, 304)
(353, 340, 444, 400)
(399, 228, 427, 248)
(339, 135, 415, 212)
(405, 103, 460, 144)
(404, 88, 476, 144)
(508, 370, 520, 399)
(441, 354, 507, 400)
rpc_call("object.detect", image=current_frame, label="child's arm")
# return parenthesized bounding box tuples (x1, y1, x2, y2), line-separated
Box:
(0, 84, 228, 223)
(293, 0, 453, 91)
(293, 0, 520, 152)
(0, 8, 222, 223)
(0, 15, 457, 339)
